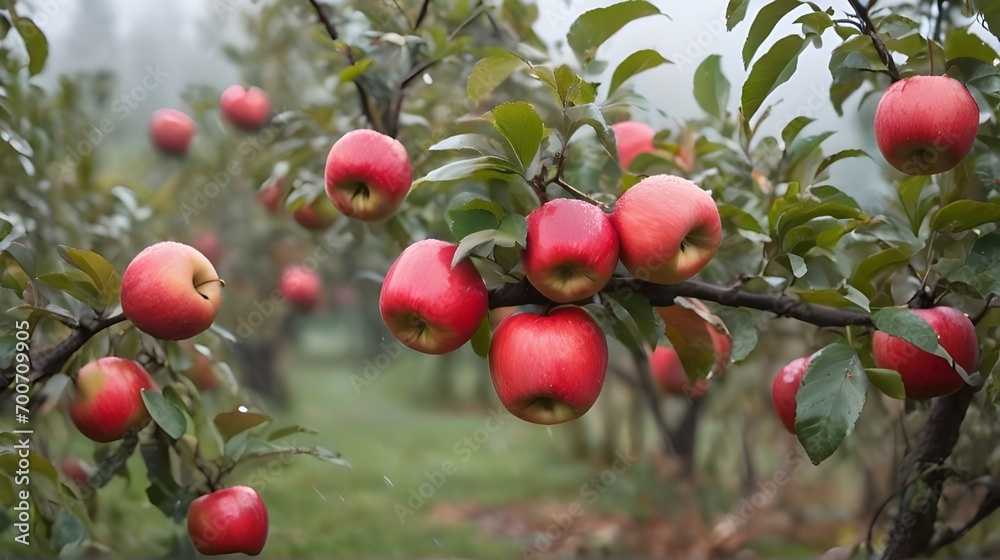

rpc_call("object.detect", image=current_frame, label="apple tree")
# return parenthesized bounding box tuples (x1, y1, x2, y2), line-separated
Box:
(2, 0, 1000, 558)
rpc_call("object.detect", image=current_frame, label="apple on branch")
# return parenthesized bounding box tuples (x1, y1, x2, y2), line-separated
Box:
(69, 357, 158, 443)
(188, 486, 269, 556)
(220, 85, 272, 131)
(873, 307, 979, 400)
(611, 121, 655, 170)
(149, 108, 196, 155)
(771, 355, 812, 434)
(649, 346, 709, 399)
(379, 239, 488, 354)
(874, 75, 980, 175)
(257, 179, 285, 213)
(324, 129, 413, 221)
(293, 194, 339, 231)
(489, 306, 608, 425)
(121, 241, 224, 340)
(279, 265, 322, 312)
(522, 198, 619, 303)
(610, 174, 722, 284)
(181, 343, 220, 392)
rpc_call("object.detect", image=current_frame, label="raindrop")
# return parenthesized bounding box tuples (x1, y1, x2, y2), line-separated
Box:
(314, 487, 327, 501)
(383, 476, 394, 487)
(433, 537, 443, 548)
(423, 74, 433, 85)
(339, 494, 346, 503)
(238, 405, 248, 413)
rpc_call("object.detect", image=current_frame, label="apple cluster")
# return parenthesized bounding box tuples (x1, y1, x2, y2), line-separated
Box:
(370, 118, 723, 425)
(149, 85, 273, 155)
(771, 306, 980, 434)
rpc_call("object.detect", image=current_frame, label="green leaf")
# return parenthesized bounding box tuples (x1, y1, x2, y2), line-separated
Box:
(816, 149, 869, 176)
(657, 301, 726, 382)
(693, 54, 730, 120)
(447, 207, 503, 240)
(781, 116, 815, 147)
(491, 102, 544, 171)
(57, 246, 120, 306)
(52, 511, 87, 550)
(37, 270, 104, 309)
(609, 49, 671, 96)
(972, 0, 1000, 45)
(553, 65, 598, 106)
(796, 11, 833, 37)
(784, 131, 835, 172)
(267, 425, 319, 441)
(467, 51, 524, 102)
(944, 27, 1000, 63)
(497, 214, 527, 248)
(339, 58, 374, 83)
(213, 410, 271, 442)
(787, 253, 807, 278)
(851, 247, 915, 298)
(865, 368, 906, 400)
(14, 18, 48, 75)
(795, 343, 868, 464)
(563, 103, 616, 157)
(712, 307, 758, 362)
(470, 314, 491, 358)
(141, 391, 186, 440)
(742, 34, 807, 124)
(567, 1, 661, 61)
(871, 307, 939, 354)
(452, 229, 500, 267)
(931, 201, 1000, 233)
(0, 250, 30, 297)
(429, 134, 502, 156)
(726, 0, 751, 30)
(421, 156, 521, 183)
(743, 0, 803, 68)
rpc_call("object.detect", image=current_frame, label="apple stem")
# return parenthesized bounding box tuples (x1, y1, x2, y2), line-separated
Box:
(195, 278, 227, 290)
(552, 178, 608, 209)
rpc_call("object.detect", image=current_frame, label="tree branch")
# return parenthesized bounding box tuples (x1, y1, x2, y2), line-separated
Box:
(305, 0, 338, 40)
(846, 0, 901, 82)
(927, 487, 1000, 555)
(414, 0, 432, 30)
(552, 178, 608, 209)
(879, 385, 976, 560)
(1, 314, 127, 397)
(488, 277, 874, 328)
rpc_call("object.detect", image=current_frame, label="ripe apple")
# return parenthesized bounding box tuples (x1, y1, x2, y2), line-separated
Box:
(182, 344, 219, 392)
(489, 306, 608, 424)
(257, 180, 284, 213)
(522, 198, 619, 303)
(187, 486, 268, 556)
(324, 129, 413, 221)
(611, 121, 655, 170)
(121, 241, 224, 340)
(649, 346, 708, 399)
(874, 75, 979, 175)
(379, 239, 488, 354)
(280, 265, 322, 312)
(69, 357, 158, 443)
(149, 108, 196, 155)
(609, 174, 722, 284)
(771, 356, 811, 434)
(219, 85, 272, 131)
(872, 306, 979, 400)
(293, 195, 339, 231)
(193, 231, 222, 267)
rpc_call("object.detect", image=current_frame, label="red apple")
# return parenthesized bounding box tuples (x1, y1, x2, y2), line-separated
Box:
(193, 231, 222, 267)
(490, 307, 608, 424)
(872, 307, 979, 400)
(187, 486, 268, 556)
(611, 121, 655, 170)
(649, 346, 708, 399)
(522, 198, 619, 303)
(121, 241, 224, 340)
(257, 180, 284, 213)
(220, 85, 272, 131)
(183, 345, 219, 392)
(149, 108, 196, 155)
(874, 75, 979, 175)
(379, 239, 488, 354)
(771, 356, 811, 434)
(609, 174, 722, 284)
(69, 357, 158, 443)
(324, 129, 413, 221)
(58, 457, 94, 488)
(279, 265, 322, 312)
(293, 195, 339, 231)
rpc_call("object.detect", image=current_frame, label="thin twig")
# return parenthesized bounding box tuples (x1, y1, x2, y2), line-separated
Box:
(846, 0, 901, 81)
(414, 0, 432, 30)
(305, 0, 338, 40)
(552, 178, 608, 209)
